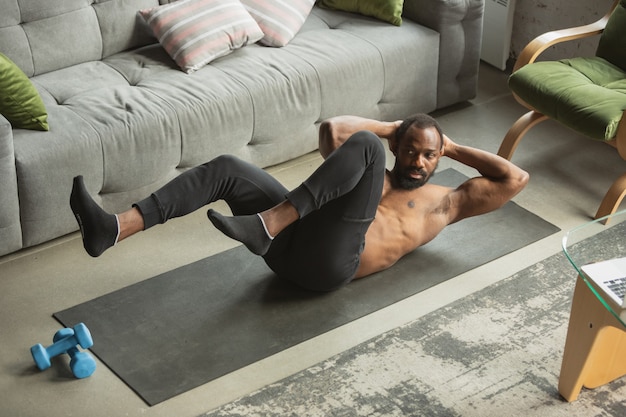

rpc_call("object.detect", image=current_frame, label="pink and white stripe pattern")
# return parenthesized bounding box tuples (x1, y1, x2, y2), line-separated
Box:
(240, 0, 316, 47)
(139, 0, 264, 73)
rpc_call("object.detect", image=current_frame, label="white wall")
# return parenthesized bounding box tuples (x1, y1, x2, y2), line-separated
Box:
(510, 0, 615, 63)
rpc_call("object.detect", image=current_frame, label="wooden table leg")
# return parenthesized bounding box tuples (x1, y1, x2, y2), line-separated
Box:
(559, 275, 626, 401)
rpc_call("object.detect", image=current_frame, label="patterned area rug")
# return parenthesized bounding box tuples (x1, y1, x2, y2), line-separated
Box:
(202, 223, 626, 416)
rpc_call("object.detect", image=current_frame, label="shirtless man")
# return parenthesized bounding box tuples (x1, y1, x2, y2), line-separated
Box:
(70, 114, 528, 291)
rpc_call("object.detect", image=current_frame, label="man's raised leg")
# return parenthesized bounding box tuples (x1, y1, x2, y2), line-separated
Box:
(70, 155, 288, 257)
(207, 131, 385, 256)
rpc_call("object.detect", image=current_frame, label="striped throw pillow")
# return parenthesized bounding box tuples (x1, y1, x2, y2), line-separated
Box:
(240, 0, 316, 47)
(139, 0, 264, 73)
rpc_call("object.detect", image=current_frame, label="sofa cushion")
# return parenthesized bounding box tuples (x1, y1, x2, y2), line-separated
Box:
(0, 53, 48, 131)
(12, 103, 105, 247)
(240, 0, 316, 46)
(293, 8, 438, 120)
(139, 0, 264, 73)
(0, 0, 160, 77)
(93, 0, 159, 59)
(317, 0, 404, 26)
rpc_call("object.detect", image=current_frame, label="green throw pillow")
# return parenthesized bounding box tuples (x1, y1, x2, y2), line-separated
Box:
(318, 0, 404, 26)
(0, 53, 49, 131)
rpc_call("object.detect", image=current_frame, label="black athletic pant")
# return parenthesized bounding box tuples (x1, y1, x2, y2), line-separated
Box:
(134, 130, 386, 291)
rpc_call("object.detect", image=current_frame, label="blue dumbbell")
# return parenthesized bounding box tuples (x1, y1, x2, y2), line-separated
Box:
(31, 323, 93, 372)
(53, 328, 96, 379)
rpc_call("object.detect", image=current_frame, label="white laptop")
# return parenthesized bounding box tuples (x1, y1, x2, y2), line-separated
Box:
(581, 256, 626, 309)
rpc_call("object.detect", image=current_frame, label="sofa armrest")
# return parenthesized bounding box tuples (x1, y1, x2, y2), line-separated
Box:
(404, 0, 485, 108)
(0, 116, 23, 256)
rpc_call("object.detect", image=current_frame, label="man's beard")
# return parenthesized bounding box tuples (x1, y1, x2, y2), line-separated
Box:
(393, 165, 436, 190)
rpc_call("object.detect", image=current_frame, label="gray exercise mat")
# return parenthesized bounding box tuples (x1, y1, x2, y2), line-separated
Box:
(54, 169, 560, 406)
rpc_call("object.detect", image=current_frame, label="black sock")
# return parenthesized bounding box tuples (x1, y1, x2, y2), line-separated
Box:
(70, 176, 119, 257)
(207, 209, 273, 256)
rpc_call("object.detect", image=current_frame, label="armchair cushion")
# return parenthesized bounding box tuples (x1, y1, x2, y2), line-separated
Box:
(508, 56, 626, 141)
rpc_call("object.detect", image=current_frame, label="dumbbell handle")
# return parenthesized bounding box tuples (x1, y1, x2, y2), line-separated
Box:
(52, 327, 96, 378)
(46, 334, 82, 357)
(53, 328, 74, 343)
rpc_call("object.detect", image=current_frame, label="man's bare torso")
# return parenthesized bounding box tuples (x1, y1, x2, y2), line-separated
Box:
(355, 170, 453, 278)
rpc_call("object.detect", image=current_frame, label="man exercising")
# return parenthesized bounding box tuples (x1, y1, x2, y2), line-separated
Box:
(70, 114, 529, 291)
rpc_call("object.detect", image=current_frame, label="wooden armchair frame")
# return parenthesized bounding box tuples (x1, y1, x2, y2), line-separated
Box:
(497, 0, 626, 220)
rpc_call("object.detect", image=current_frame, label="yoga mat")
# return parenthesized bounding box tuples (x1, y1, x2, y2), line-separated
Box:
(54, 169, 560, 406)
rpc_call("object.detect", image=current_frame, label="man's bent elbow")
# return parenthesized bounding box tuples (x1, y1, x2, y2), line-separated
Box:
(319, 120, 343, 159)
(318, 121, 334, 158)
(512, 168, 530, 196)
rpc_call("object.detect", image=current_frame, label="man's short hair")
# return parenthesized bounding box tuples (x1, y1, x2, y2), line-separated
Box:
(396, 114, 443, 149)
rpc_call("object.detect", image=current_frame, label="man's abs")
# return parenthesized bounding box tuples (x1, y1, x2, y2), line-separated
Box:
(354, 201, 449, 278)
(354, 210, 418, 278)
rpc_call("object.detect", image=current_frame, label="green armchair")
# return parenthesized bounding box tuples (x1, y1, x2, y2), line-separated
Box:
(498, 0, 626, 220)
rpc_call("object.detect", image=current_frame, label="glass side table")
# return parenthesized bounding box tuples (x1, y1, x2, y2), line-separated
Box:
(559, 209, 626, 402)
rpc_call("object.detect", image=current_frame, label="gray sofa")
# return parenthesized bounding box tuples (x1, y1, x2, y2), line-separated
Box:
(0, 0, 484, 257)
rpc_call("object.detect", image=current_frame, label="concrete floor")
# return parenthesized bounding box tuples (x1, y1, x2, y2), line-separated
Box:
(2, 63, 625, 417)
